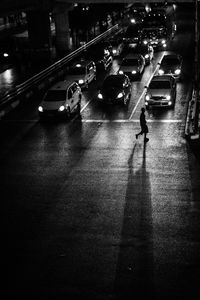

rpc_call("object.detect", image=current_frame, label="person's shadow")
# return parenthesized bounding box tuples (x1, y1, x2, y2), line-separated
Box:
(113, 141, 154, 299)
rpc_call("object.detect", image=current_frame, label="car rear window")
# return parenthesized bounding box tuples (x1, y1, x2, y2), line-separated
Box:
(122, 58, 139, 66)
(149, 81, 171, 89)
(44, 90, 66, 102)
(103, 76, 124, 88)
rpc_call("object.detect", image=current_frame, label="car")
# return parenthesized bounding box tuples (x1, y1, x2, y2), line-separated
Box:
(118, 53, 145, 80)
(141, 27, 168, 49)
(123, 24, 142, 47)
(97, 74, 131, 106)
(84, 42, 113, 70)
(38, 80, 82, 118)
(66, 59, 96, 88)
(157, 53, 183, 80)
(126, 42, 154, 65)
(106, 36, 125, 57)
(144, 75, 177, 108)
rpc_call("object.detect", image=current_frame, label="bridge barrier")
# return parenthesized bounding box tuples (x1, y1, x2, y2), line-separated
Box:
(0, 24, 121, 118)
(185, 87, 200, 140)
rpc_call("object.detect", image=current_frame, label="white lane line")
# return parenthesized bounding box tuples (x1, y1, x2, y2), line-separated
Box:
(2, 119, 182, 123)
(81, 119, 182, 123)
(128, 53, 165, 120)
(80, 98, 93, 113)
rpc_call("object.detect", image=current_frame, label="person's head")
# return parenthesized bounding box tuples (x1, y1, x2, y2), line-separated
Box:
(141, 107, 145, 113)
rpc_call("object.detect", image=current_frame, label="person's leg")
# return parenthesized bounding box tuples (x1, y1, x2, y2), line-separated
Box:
(136, 130, 143, 139)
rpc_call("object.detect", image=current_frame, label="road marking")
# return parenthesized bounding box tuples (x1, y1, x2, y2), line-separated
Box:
(80, 98, 93, 113)
(1, 119, 182, 123)
(81, 119, 182, 123)
(128, 53, 165, 120)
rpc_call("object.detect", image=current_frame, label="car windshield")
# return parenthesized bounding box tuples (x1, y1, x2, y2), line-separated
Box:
(149, 81, 171, 89)
(162, 57, 180, 65)
(44, 90, 66, 102)
(122, 58, 138, 66)
(103, 76, 123, 88)
(68, 66, 85, 75)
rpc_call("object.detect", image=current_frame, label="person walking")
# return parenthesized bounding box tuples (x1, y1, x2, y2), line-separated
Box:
(136, 107, 149, 142)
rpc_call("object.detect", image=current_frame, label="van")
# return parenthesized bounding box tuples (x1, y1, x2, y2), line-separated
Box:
(38, 80, 82, 118)
(66, 59, 96, 88)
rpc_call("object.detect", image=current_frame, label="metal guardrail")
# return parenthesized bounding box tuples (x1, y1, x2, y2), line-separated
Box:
(185, 87, 199, 139)
(0, 24, 120, 112)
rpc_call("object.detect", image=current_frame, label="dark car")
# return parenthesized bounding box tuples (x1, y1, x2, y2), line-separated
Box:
(84, 42, 113, 70)
(97, 74, 131, 106)
(125, 42, 154, 65)
(106, 36, 125, 57)
(157, 53, 183, 80)
(118, 53, 145, 80)
(123, 24, 142, 47)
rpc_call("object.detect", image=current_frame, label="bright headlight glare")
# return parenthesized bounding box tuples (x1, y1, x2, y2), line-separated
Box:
(117, 92, 123, 98)
(143, 40, 148, 45)
(175, 69, 181, 75)
(145, 54, 149, 59)
(38, 106, 43, 112)
(163, 43, 167, 48)
(166, 95, 171, 100)
(168, 101, 172, 105)
(98, 93, 103, 99)
(161, 39, 166, 44)
(58, 105, 65, 111)
(132, 70, 136, 74)
(131, 18, 136, 24)
(78, 79, 84, 84)
(112, 49, 117, 54)
(158, 69, 164, 75)
(119, 70, 123, 74)
(145, 95, 150, 100)
(145, 101, 149, 106)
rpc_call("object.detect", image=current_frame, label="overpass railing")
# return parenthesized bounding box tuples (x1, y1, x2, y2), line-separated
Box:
(0, 24, 120, 118)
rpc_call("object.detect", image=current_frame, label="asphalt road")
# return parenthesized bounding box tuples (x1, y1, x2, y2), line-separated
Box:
(2, 5, 200, 300)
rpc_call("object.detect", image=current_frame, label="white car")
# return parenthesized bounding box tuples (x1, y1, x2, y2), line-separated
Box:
(66, 60, 96, 88)
(38, 80, 82, 118)
(144, 75, 176, 108)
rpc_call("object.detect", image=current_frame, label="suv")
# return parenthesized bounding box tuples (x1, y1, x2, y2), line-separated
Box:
(144, 75, 176, 108)
(66, 59, 96, 88)
(38, 80, 82, 118)
(118, 53, 145, 79)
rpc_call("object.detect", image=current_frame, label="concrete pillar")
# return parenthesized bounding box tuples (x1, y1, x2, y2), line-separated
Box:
(53, 4, 73, 55)
(26, 10, 52, 57)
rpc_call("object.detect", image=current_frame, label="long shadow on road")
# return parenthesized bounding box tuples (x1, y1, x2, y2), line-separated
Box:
(113, 141, 154, 299)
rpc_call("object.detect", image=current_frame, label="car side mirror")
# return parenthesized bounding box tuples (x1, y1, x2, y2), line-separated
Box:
(144, 85, 148, 89)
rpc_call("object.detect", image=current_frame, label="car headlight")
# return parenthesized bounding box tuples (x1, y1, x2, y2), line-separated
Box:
(58, 105, 65, 111)
(168, 101, 172, 106)
(145, 54, 149, 59)
(145, 101, 149, 106)
(163, 43, 167, 48)
(98, 93, 103, 99)
(130, 18, 136, 24)
(117, 92, 123, 98)
(175, 69, 181, 75)
(145, 95, 150, 101)
(161, 39, 166, 44)
(112, 49, 117, 54)
(119, 70, 123, 74)
(143, 40, 148, 45)
(132, 70, 137, 74)
(158, 69, 164, 75)
(38, 106, 43, 112)
(78, 79, 84, 84)
(166, 95, 171, 100)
